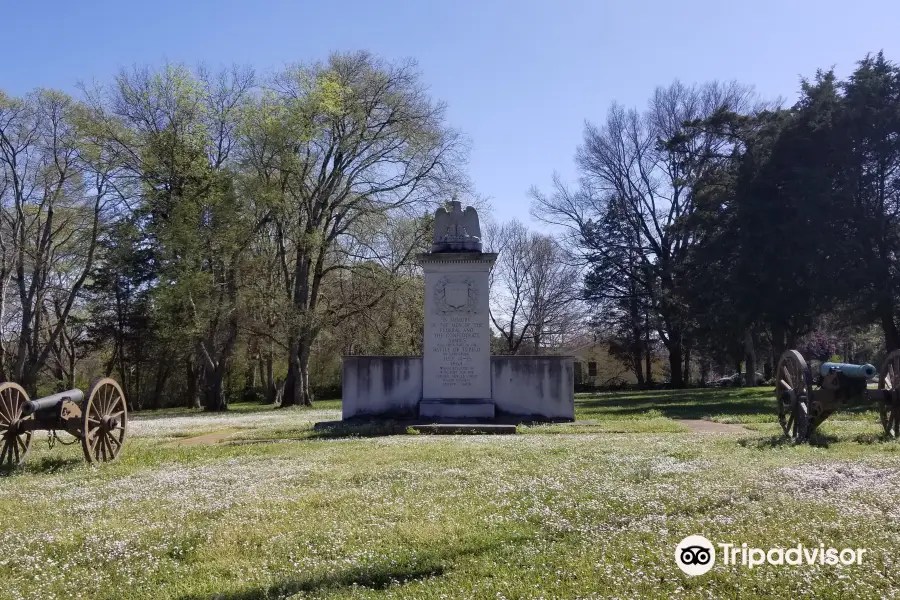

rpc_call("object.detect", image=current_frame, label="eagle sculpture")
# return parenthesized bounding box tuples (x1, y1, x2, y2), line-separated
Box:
(434, 199, 481, 243)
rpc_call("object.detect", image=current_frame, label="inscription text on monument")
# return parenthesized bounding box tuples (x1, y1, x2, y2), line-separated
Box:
(422, 268, 492, 399)
(431, 314, 485, 388)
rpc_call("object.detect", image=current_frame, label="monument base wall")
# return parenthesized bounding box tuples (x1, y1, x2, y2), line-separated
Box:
(342, 356, 575, 421)
(491, 356, 575, 420)
(342, 357, 422, 419)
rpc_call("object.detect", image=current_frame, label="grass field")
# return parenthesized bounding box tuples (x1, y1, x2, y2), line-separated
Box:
(2, 387, 900, 599)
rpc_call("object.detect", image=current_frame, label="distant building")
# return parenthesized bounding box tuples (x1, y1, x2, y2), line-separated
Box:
(565, 339, 666, 387)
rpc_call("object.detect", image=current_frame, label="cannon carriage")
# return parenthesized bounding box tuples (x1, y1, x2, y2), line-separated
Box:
(0, 378, 127, 467)
(775, 349, 900, 441)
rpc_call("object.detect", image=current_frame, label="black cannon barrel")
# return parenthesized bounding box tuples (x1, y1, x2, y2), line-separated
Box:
(21, 389, 84, 415)
(820, 362, 877, 379)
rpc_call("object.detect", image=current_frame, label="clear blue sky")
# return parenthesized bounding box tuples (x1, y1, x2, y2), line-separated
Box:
(3, 0, 898, 224)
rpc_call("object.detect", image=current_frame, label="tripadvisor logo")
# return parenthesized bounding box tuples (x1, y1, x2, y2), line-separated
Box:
(675, 535, 716, 576)
(675, 535, 867, 576)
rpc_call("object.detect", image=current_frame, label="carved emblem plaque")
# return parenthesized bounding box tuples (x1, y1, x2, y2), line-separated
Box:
(434, 276, 477, 314)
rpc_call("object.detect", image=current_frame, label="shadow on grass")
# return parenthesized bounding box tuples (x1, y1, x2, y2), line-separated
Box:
(177, 536, 515, 600)
(310, 420, 407, 439)
(131, 401, 342, 423)
(739, 436, 793, 450)
(179, 563, 444, 600)
(131, 405, 274, 422)
(577, 387, 775, 421)
(739, 432, 839, 449)
(0, 455, 83, 476)
(28, 455, 84, 473)
(309, 420, 527, 439)
(223, 421, 412, 444)
(853, 432, 898, 445)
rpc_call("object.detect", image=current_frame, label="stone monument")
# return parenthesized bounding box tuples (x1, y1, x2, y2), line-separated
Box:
(340, 199, 575, 423)
(419, 200, 497, 419)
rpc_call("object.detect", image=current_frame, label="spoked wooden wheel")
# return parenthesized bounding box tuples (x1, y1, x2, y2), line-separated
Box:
(878, 349, 900, 438)
(776, 350, 812, 441)
(81, 378, 127, 463)
(0, 383, 33, 468)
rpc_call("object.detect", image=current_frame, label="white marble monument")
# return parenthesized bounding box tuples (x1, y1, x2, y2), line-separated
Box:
(340, 199, 575, 423)
(419, 200, 497, 419)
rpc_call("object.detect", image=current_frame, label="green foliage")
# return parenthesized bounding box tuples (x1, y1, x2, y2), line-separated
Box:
(11, 49, 900, 410)
(669, 54, 900, 374)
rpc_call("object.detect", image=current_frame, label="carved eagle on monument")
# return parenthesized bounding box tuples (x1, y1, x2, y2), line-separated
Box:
(432, 199, 482, 252)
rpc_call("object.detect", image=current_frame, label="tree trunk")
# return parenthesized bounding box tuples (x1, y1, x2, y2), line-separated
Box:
(203, 364, 227, 412)
(644, 323, 653, 385)
(50, 352, 65, 391)
(151, 358, 172, 410)
(280, 339, 300, 408)
(282, 337, 314, 408)
(134, 334, 143, 410)
(185, 358, 200, 409)
(633, 348, 645, 387)
(771, 322, 787, 361)
(256, 357, 265, 391)
(744, 330, 757, 387)
(18, 368, 38, 398)
(66, 339, 76, 390)
(683, 341, 692, 387)
(244, 357, 256, 394)
(667, 335, 684, 388)
(631, 311, 645, 386)
(0, 274, 6, 382)
(881, 306, 900, 352)
(265, 353, 276, 404)
(298, 343, 313, 406)
(786, 327, 800, 354)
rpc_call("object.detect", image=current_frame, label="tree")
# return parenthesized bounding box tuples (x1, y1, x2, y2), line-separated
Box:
(533, 81, 759, 386)
(523, 234, 583, 352)
(0, 90, 109, 393)
(242, 52, 466, 406)
(84, 218, 160, 408)
(682, 68, 862, 382)
(485, 219, 583, 354)
(836, 53, 900, 351)
(485, 219, 582, 355)
(81, 63, 259, 410)
(485, 219, 536, 354)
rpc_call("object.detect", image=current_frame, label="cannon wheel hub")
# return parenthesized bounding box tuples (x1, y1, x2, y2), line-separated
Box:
(99, 416, 120, 432)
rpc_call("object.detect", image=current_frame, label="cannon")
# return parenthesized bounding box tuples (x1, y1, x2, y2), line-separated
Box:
(0, 379, 127, 467)
(775, 350, 900, 441)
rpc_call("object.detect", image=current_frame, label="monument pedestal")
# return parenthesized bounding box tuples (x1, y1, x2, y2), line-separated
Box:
(337, 199, 575, 426)
(419, 250, 497, 420)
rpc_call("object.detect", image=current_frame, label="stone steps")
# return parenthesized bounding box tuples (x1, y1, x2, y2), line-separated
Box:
(419, 400, 495, 420)
(409, 423, 516, 434)
(311, 418, 516, 435)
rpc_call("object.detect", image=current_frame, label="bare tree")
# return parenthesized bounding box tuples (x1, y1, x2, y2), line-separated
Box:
(533, 81, 758, 386)
(527, 234, 584, 352)
(0, 90, 110, 392)
(486, 219, 582, 354)
(486, 220, 535, 354)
